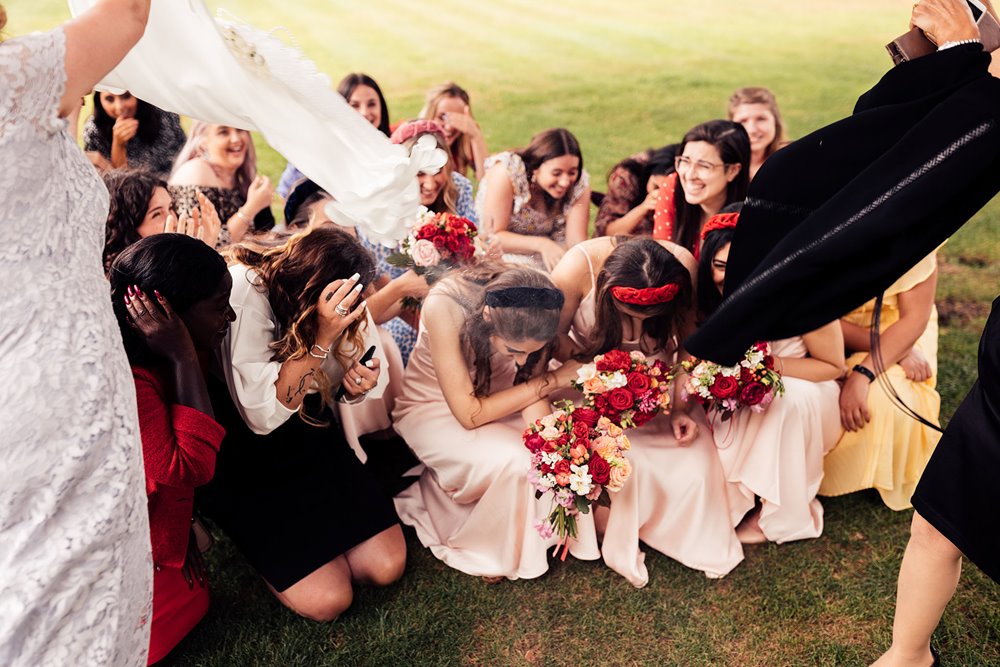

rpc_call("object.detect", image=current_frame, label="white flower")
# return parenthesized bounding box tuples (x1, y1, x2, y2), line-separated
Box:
(539, 426, 561, 440)
(720, 365, 741, 378)
(576, 364, 598, 384)
(569, 464, 593, 496)
(603, 371, 628, 389)
(539, 414, 557, 428)
(541, 451, 563, 467)
(744, 349, 765, 367)
(538, 474, 556, 489)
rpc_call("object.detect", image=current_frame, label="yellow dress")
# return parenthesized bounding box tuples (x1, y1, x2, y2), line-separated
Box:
(819, 252, 941, 510)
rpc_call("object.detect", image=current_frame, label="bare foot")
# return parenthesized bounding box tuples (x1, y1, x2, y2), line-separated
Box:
(736, 508, 768, 545)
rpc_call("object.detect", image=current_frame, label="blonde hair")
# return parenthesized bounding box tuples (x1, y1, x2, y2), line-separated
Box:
(419, 82, 476, 178)
(171, 122, 257, 200)
(727, 86, 786, 160)
(402, 132, 458, 214)
(0, 5, 7, 33)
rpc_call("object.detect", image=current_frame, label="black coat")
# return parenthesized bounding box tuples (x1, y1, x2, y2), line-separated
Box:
(686, 44, 1000, 365)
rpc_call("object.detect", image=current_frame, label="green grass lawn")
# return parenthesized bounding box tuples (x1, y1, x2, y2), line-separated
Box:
(7, 0, 1000, 664)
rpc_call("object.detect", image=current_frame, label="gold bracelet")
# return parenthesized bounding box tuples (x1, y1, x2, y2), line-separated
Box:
(235, 208, 250, 225)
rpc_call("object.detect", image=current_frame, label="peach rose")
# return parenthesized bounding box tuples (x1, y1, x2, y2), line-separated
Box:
(606, 458, 633, 493)
(411, 238, 441, 267)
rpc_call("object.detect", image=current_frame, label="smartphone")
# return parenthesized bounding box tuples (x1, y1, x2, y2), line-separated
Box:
(335, 345, 378, 400)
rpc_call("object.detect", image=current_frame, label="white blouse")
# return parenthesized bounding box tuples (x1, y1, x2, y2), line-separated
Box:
(218, 263, 388, 435)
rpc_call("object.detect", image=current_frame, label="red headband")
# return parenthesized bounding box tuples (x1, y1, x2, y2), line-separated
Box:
(700, 211, 740, 239)
(611, 283, 680, 306)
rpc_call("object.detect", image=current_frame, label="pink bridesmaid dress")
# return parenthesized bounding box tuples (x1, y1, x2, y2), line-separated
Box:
(392, 314, 600, 579)
(569, 249, 744, 586)
(711, 337, 843, 543)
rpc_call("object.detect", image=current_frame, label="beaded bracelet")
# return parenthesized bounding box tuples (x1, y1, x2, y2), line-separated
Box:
(939, 38, 981, 50)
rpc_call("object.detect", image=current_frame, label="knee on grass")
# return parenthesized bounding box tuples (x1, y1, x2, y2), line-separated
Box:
(284, 584, 353, 623)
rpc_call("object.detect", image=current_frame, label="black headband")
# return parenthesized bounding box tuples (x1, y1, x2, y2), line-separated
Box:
(485, 287, 564, 310)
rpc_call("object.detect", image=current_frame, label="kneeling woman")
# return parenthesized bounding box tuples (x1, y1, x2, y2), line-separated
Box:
(699, 211, 844, 544)
(110, 234, 233, 664)
(199, 227, 404, 622)
(550, 237, 744, 585)
(393, 267, 593, 580)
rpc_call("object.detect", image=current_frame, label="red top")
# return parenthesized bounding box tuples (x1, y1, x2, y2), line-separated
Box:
(133, 366, 225, 569)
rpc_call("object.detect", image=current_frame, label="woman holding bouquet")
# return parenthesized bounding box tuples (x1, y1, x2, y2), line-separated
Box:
(476, 128, 591, 271)
(698, 210, 844, 544)
(549, 237, 744, 586)
(392, 266, 596, 580)
(198, 227, 404, 622)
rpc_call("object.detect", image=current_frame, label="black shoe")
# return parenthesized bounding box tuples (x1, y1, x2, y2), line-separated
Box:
(930, 645, 941, 667)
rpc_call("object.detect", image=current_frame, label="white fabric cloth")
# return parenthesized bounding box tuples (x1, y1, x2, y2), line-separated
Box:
(67, 0, 438, 243)
(218, 264, 388, 442)
(0, 29, 152, 667)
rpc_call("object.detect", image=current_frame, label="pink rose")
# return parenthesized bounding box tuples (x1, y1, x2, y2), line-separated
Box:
(606, 458, 632, 492)
(411, 239, 441, 267)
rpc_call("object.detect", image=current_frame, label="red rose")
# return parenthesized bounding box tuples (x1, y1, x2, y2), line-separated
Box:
(571, 421, 591, 440)
(593, 394, 608, 412)
(739, 367, 755, 384)
(416, 223, 439, 240)
(524, 433, 545, 452)
(626, 372, 651, 394)
(596, 349, 632, 373)
(571, 407, 600, 427)
(709, 376, 739, 399)
(632, 410, 655, 427)
(432, 235, 448, 250)
(739, 381, 767, 406)
(556, 433, 570, 446)
(554, 459, 571, 476)
(608, 387, 635, 411)
(446, 235, 462, 253)
(540, 463, 552, 474)
(588, 453, 611, 485)
(763, 355, 775, 370)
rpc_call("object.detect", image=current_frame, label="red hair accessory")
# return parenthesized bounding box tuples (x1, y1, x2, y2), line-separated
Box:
(700, 211, 739, 239)
(611, 283, 680, 306)
(390, 120, 446, 145)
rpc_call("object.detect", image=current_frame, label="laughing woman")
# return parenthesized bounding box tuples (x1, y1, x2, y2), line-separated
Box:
(476, 128, 591, 271)
(169, 121, 275, 247)
(393, 266, 595, 580)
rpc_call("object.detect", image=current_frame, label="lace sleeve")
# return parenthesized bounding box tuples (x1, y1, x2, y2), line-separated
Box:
(81, 116, 110, 156)
(0, 29, 67, 138)
(483, 151, 531, 215)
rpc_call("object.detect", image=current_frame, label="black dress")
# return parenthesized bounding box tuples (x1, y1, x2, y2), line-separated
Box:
(911, 296, 1000, 584)
(687, 43, 1000, 365)
(197, 376, 399, 592)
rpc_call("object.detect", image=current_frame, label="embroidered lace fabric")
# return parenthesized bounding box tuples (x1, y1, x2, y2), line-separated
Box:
(0, 29, 152, 667)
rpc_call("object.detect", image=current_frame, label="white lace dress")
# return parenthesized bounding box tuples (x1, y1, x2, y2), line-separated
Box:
(0, 29, 152, 667)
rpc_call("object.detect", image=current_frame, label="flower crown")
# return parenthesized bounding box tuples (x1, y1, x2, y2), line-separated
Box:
(611, 284, 680, 306)
(700, 211, 740, 239)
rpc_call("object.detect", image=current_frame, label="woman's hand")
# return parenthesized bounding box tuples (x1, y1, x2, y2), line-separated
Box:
(340, 357, 381, 399)
(539, 239, 567, 272)
(124, 286, 196, 361)
(245, 175, 275, 215)
(670, 409, 699, 445)
(911, 0, 980, 44)
(396, 269, 431, 300)
(899, 346, 933, 382)
(839, 372, 872, 431)
(551, 358, 584, 387)
(442, 105, 482, 138)
(316, 274, 368, 346)
(112, 116, 139, 145)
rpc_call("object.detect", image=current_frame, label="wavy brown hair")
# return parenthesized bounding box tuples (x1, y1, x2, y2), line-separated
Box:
(727, 86, 786, 160)
(438, 264, 563, 397)
(227, 227, 377, 417)
(102, 169, 167, 275)
(577, 238, 693, 360)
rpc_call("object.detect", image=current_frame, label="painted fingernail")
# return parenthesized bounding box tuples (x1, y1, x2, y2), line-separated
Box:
(361, 300, 368, 308)
(349, 273, 360, 282)
(154, 290, 162, 299)
(124, 294, 131, 305)
(127, 285, 135, 296)
(365, 360, 375, 368)
(352, 284, 363, 292)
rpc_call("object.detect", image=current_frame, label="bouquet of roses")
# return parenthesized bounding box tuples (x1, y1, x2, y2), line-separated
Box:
(573, 349, 671, 429)
(386, 207, 478, 307)
(681, 341, 784, 421)
(524, 401, 632, 559)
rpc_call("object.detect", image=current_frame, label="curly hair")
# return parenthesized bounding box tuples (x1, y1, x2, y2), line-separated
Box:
(102, 169, 167, 275)
(577, 238, 693, 360)
(227, 227, 377, 418)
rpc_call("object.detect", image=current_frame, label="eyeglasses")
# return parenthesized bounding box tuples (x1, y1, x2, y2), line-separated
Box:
(674, 156, 728, 178)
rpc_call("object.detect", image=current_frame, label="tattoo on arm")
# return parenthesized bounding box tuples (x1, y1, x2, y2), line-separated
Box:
(284, 369, 316, 405)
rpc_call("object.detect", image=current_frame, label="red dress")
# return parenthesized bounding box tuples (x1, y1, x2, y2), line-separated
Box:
(133, 366, 225, 665)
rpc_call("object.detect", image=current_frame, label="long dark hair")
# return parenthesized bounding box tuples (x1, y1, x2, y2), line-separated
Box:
(673, 120, 750, 252)
(440, 264, 563, 397)
(578, 238, 693, 359)
(518, 128, 584, 210)
(337, 73, 391, 137)
(103, 169, 167, 275)
(109, 234, 228, 366)
(227, 227, 377, 408)
(91, 91, 161, 145)
(697, 202, 741, 319)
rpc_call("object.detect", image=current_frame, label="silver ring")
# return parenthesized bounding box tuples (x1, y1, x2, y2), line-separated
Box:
(335, 305, 349, 316)
(354, 376, 363, 386)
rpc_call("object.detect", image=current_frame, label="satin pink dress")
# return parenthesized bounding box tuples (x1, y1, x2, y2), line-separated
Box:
(711, 337, 843, 543)
(570, 249, 744, 586)
(392, 297, 600, 579)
